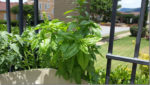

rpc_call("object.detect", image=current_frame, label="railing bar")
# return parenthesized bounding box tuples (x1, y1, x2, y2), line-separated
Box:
(19, 0, 24, 35)
(6, 0, 11, 33)
(107, 54, 149, 65)
(34, 0, 39, 33)
(108, 0, 118, 54)
(130, 0, 147, 84)
(105, 0, 118, 84)
(105, 59, 112, 84)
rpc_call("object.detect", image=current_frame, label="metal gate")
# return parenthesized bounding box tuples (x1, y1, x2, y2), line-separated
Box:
(105, 0, 150, 84)
(5, 0, 150, 84)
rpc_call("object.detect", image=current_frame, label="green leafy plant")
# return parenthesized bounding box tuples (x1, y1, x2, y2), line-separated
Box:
(30, 0, 102, 83)
(91, 65, 149, 84)
(0, 0, 102, 84)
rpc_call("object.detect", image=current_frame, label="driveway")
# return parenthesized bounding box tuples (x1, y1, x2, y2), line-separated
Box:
(100, 26, 130, 36)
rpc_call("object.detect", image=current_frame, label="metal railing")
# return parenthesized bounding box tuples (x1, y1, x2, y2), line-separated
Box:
(105, 0, 150, 84)
(5, 0, 150, 84)
(6, 0, 39, 35)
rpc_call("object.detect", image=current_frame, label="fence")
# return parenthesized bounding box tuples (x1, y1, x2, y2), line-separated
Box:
(5, 0, 150, 84)
(105, 0, 149, 84)
(6, 0, 39, 34)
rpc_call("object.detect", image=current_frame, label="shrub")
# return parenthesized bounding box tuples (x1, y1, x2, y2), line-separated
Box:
(91, 65, 149, 84)
(0, 20, 7, 24)
(139, 52, 149, 76)
(130, 26, 147, 37)
(11, 20, 19, 26)
(0, 24, 7, 31)
(0, 20, 18, 26)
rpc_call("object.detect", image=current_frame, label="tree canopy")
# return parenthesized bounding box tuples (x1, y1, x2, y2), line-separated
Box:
(11, 4, 34, 25)
(90, 0, 121, 22)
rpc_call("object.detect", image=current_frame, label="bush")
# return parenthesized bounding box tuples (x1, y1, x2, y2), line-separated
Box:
(11, 20, 19, 26)
(0, 20, 7, 24)
(130, 26, 147, 37)
(0, 20, 18, 26)
(91, 65, 149, 84)
(0, 24, 7, 31)
(139, 52, 149, 76)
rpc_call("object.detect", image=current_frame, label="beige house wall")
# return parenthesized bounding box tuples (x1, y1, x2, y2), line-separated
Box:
(38, 0, 54, 20)
(54, 0, 77, 21)
(27, 0, 77, 21)
(0, 11, 17, 21)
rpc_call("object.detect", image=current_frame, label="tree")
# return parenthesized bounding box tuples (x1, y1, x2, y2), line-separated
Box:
(11, 5, 34, 26)
(143, 0, 149, 27)
(90, 0, 121, 22)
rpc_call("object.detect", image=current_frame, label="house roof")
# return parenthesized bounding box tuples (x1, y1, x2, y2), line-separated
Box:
(119, 12, 140, 16)
(0, 1, 18, 11)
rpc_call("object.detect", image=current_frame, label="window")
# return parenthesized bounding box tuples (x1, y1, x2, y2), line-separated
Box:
(39, 3, 42, 10)
(16, 14, 18, 20)
(40, 14, 43, 20)
(48, 14, 51, 20)
(45, 4, 48, 10)
(4, 13, 6, 20)
(52, 8, 54, 15)
(48, 4, 50, 8)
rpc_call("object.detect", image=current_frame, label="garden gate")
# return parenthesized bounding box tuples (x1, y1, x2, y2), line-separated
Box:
(105, 0, 149, 84)
(5, 0, 150, 84)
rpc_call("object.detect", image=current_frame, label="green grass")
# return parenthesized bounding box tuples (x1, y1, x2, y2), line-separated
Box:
(102, 30, 129, 39)
(95, 36, 149, 70)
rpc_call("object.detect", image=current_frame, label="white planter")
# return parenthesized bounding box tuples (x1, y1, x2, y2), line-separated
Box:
(0, 68, 88, 85)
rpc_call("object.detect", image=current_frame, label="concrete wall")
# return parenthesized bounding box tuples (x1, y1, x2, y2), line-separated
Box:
(0, 68, 87, 85)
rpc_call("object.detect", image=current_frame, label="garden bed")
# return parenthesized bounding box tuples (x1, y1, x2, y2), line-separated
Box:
(0, 68, 87, 85)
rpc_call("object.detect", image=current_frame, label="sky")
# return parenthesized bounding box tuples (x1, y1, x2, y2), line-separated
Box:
(1, 0, 142, 8)
(118, 0, 141, 8)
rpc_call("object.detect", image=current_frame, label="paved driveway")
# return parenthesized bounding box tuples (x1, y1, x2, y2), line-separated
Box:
(100, 26, 130, 36)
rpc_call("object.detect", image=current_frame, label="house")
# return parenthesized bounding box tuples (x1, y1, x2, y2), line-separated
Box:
(119, 12, 140, 16)
(0, 1, 18, 21)
(26, 0, 76, 21)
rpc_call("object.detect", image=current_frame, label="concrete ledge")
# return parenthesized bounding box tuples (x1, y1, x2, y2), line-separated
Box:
(0, 68, 88, 85)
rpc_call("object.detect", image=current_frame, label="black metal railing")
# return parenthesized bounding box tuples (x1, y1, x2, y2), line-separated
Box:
(6, 0, 39, 35)
(105, 0, 149, 84)
(5, 0, 149, 84)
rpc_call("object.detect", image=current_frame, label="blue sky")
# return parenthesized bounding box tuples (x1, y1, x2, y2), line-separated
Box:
(119, 0, 141, 8)
(1, 0, 142, 8)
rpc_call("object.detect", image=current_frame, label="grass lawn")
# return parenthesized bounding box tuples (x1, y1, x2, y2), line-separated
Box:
(95, 36, 149, 71)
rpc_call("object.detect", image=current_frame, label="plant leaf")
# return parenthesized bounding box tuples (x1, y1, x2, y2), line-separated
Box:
(77, 51, 90, 70)
(63, 43, 79, 60)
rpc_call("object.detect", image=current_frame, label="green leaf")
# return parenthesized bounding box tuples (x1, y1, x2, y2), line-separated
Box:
(72, 67, 82, 84)
(80, 20, 90, 25)
(0, 56, 5, 65)
(10, 43, 22, 57)
(63, 43, 79, 60)
(82, 37, 101, 46)
(80, 44, 89, 54)
(64, 9, 75, 15)
(60, 42, 70, 53)
(15, 35, 24, 46)
(68, 22, 78, 31)
(77, 51, 90, 70)
(31, 39, 39, 50)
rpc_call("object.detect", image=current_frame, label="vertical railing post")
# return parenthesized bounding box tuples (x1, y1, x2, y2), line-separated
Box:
(34, 0, 39, 33)
(6, 0, 11, 33)
(130, 0, 147, 84)
(105, 0, 118, 84)
(19, 0, 24, 35)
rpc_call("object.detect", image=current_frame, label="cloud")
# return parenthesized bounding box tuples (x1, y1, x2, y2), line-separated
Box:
(119, 0, 142, 8)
